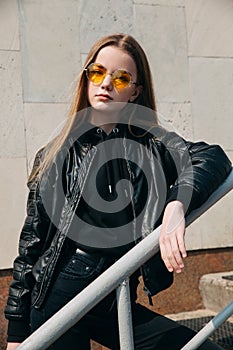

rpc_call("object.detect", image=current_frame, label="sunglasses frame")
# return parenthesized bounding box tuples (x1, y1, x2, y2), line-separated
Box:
(84, 63, 137, 89)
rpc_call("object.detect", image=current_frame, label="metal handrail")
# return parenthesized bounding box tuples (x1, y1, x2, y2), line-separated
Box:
(181, 300, 233, 350)
(17, 168, 233, 350)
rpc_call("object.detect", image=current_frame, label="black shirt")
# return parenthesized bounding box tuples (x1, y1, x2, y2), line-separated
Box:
(68, 124, 136, 257)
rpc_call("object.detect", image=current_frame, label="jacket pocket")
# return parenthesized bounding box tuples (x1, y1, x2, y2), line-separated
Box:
(32, 247, 55, 283)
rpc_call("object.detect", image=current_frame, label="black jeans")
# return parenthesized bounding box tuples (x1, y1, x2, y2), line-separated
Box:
(30, 249, 223, 350)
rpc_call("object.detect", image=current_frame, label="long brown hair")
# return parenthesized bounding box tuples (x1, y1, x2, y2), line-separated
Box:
(28, 33, 157, 184)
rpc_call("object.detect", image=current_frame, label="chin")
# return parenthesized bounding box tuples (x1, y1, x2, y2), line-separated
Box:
(94, 101, 127, 113)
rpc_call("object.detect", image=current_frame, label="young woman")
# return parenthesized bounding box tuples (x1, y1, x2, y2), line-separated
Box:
(5, 34, 231, 349)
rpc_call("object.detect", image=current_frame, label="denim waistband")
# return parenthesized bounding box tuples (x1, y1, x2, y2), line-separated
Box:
(64, 238, 118, 265)
(74, 247, 105, 264)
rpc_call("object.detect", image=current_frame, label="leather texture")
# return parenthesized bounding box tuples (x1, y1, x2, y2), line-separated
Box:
(5, 123, 232, 330)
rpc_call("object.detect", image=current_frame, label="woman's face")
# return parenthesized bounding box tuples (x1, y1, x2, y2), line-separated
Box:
(87, 46, 141, 115)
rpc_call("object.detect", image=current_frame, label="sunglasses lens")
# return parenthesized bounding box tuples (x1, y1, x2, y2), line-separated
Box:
(113, 70, 131, 89)
(86, 64, 133, 89)
(86, 64, 105, 84)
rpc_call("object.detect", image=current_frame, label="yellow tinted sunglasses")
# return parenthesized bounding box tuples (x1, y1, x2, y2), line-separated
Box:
(85, 63, 137, 89)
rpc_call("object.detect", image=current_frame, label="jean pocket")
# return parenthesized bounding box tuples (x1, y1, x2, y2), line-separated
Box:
(50, 253, 104, 300)
(60, 252, 101, 280)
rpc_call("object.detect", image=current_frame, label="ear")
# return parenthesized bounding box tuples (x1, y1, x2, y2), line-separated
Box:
(129, 85, 143, 102)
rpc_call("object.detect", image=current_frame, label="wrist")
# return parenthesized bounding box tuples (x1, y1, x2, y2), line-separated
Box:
(165, 200, 184, 211)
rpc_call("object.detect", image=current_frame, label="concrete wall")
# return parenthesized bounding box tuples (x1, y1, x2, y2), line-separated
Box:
(0, 0, 233, 268)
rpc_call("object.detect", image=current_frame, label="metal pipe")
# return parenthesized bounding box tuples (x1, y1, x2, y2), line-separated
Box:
(17, 168, 233, 350)
(185, 168, 233, 227)
(116, 278, 134, 350)
(17, 227, 162, 350)
(181, 300, 233, 350)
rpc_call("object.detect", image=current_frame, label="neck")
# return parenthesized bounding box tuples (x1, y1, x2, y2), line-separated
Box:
(89, 110, 120, 134)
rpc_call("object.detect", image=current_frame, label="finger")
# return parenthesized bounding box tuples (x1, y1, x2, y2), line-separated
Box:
(169, 235, 184, 272)
(160, 234, 182, 273)
(177, 230, 187, 258)
(159, 237, 174, 272)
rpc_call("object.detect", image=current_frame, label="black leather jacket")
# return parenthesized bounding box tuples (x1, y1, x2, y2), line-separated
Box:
(5, 123, 232, 341)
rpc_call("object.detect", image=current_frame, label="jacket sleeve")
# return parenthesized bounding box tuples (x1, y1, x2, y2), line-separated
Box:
(4, 149, 51, 342)
(162, 131, 232, 215)
(143, 131, 232, 298)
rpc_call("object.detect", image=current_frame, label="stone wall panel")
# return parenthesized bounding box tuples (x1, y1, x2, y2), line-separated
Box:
(134, 5, 189, 102)
(0, 51, 25, 158)
(0, 158, 27, 268)
(18, 0, 81, 103)
(79, 0, 133, 53)
(190, 57, 233, 149)
(0, 0, 19, 50)
(185, 0, 233, 57)
(24, 102, 68, 166)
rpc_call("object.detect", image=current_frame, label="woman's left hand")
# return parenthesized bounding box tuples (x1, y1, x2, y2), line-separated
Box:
(159, 201, 187, 273)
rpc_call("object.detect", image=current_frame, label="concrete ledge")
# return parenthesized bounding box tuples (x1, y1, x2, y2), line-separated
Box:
(199, 271, 233, 313)
(167, 308, 233, 323)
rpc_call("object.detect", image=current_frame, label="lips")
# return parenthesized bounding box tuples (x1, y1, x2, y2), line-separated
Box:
(96, 93, 113, 100)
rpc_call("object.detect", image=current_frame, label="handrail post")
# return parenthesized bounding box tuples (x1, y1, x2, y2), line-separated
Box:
(116, 278, 134, 350)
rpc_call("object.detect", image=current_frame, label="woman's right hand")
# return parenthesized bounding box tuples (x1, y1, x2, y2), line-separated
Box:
(6, 343, 21, 350)
(159, 200, 186, 273)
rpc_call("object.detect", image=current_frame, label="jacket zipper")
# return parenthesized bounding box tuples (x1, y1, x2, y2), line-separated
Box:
(124, 138, 154, 306)
(143, 285, 153, 306)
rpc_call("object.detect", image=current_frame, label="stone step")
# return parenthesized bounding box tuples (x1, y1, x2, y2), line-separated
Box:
(199, 271, 233, 314)
(167, 309, 233, 323)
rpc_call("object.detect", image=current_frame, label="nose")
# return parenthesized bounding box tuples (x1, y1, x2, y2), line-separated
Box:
(100, 73, 113, 90)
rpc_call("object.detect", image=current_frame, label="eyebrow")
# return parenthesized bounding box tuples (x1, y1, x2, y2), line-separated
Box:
(93, 63, 133, 75)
